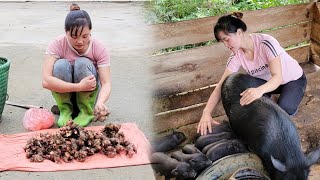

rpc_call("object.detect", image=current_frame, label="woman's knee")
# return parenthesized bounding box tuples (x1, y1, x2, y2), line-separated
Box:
(278, 95, 301, 116)
(53, 59, 72, 82)
(277, 74, 307, 116)
(74, 57, 97, 83)
(281, 106, 298, 116)
(300, 73, 307, 91)
(74, 57, 93, 68)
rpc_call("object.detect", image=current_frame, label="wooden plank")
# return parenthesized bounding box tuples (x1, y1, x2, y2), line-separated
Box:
(313, 3, 320, 24)
(311, 2, 320, 47)
(154, 104, 205, 133)
(154, 58, 315, 114)
(311, 21, 320, 43)
(151, 3, 311, 50)
(274, 22, 311, 47)
(153, 23, 311, 96)
(288, 45, 310, 63)
(153, 99, 226, 132)
(153, 42, 227, 96)
(311, 40, 320, 66)
(154, 68, 320, 133)
(153, 86, 214, 113)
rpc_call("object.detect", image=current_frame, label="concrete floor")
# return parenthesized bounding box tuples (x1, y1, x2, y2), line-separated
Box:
(0, 1, 155, 180)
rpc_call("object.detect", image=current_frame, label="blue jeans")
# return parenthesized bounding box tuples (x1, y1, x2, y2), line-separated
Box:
(52, 57, 98, 84)
(52, 57, 98, 115)
(253, 73, 307, 116)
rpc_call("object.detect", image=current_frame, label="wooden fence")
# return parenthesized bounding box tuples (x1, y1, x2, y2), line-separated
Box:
(152, 2, 320, 144)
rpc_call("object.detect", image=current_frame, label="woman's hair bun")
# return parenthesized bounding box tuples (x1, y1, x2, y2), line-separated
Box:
(230, 12, 243, 19)
(70, 3, 80, 11)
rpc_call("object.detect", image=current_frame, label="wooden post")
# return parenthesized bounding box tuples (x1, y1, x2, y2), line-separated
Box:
(310, 1, 320, 66)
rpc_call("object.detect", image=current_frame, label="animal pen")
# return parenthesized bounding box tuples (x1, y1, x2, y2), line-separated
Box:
(152, 2, 320, 179)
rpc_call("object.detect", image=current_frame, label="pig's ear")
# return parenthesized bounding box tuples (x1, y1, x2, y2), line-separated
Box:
(271, 155, 287, 172)
(189, 159, 195, 164)
(171, 169, 178, 176)
(306, 148, 320, 166)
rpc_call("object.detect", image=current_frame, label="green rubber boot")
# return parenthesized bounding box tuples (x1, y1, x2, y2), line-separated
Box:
(73, 88, 98, 127)
(51, 92, 73, 127)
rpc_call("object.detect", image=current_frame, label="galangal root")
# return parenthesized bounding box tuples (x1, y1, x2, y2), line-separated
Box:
(94, 108, 111, 122)
(24, 121, 137, 163)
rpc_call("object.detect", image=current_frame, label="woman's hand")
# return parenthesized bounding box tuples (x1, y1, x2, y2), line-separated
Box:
(94, 102, 109, 115)
(94, 102, 110, 122)
(197, 112, 220, 136)
(240, 87, 263, 106)
(78, 75, 96, 91)
(196, 69, 232, 136)
(239, 56, 282, 106)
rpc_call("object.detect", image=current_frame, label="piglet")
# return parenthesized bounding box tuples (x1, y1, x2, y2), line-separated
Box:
(152, 132, 186, 152)
(182, 144, 201, 154)
(171, 151, 212, 172)
(151, 152, 197, 180)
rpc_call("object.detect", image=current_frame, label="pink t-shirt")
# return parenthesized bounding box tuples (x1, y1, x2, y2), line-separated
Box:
(226, 33, 302, 84)
(45, 34, 110, 68)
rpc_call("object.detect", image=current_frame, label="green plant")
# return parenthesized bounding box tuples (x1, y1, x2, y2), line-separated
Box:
(147, 0, 309, 23)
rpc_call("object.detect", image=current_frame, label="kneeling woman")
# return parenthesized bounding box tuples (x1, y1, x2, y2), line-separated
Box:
(197, 12, 306, 135)
(42, 4, 111, 127)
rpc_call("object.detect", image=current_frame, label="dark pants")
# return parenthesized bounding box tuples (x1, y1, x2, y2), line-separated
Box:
(254, 73, 307, 116)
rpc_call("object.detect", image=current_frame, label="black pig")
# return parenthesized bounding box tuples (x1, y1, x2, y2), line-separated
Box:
(221, 73, 320, 180)
(195, 131, 235, 151)
(171, 151, 212, 172)
(207, 120, 233, 134)
(202, 139, 228, 154)
(206, 139, 248, 162)
(151, 152, 197, 180)
(182, 144, 201, 154)
(152, 132, 186, 152)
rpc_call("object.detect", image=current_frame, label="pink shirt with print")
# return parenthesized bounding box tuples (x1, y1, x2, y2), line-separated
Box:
(226, 33, 302, 84)
(45, 34, 110, 68)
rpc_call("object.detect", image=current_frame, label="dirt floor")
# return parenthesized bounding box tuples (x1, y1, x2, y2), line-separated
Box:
(0, 2, 155, 180)
(295, 88, 320, 179)
(300, 123, 320, 180)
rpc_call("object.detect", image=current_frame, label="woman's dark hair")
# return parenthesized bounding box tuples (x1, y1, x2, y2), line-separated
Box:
(65, 4, 92, 37)
(214, 12, 247, 41)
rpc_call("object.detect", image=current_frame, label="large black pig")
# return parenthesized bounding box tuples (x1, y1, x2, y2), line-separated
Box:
(221, 73, 320, 180)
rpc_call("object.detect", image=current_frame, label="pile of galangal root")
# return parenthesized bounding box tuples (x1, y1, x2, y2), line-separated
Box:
(24, 120, 137, 163)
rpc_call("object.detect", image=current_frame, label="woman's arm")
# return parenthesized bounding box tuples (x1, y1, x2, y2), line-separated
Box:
(42, 55, 95, 93)
(95, 66, 111, 111)
(197, 68, 234, 135)
(240, 56, 283, 105)
(258, 56, 283, 93)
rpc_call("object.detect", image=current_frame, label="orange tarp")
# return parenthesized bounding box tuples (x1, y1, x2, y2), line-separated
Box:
(0, 123, 152, 172)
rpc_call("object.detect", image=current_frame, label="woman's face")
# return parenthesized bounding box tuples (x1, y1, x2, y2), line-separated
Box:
(218, 30, 241, 53)
(66, 26, 91, 53)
